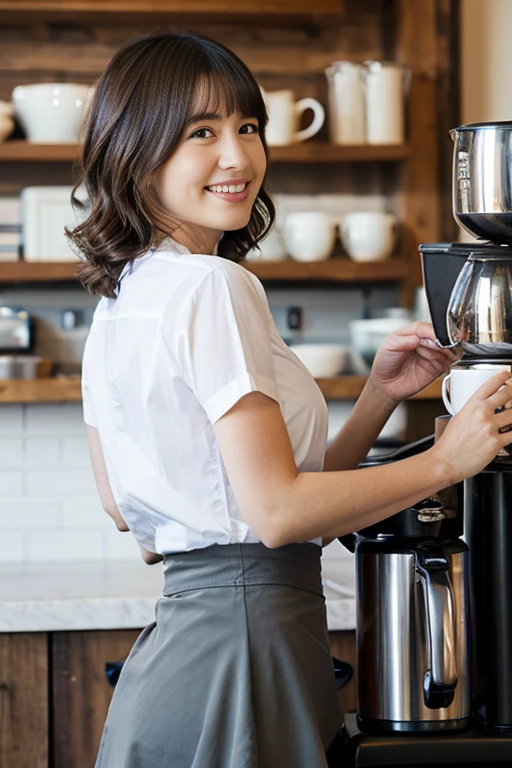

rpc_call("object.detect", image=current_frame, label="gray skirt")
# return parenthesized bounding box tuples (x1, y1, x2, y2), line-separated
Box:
(95, 542, 342, 768)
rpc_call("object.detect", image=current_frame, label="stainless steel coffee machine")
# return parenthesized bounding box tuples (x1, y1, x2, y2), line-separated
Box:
(421, 121, 512, 736)
(340, 122, 512, 765)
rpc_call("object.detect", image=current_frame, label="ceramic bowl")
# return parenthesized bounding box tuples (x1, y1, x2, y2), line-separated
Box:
(12, 83, 93, 143)
(348, 317, 408, 369)
(288, 343, 347, 377)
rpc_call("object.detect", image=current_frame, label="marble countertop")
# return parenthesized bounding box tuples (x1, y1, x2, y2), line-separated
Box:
(0, 542, 355, 634)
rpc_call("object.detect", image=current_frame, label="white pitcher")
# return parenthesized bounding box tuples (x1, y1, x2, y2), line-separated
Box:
(261, 88, 325, 147)
(325, 61, 366, 145)
(360, 62, 411, 144)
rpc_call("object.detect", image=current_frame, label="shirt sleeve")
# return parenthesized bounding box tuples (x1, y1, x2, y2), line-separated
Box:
(164, 265, 280, 424)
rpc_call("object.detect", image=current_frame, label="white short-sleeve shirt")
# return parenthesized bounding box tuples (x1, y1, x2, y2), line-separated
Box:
(82, 238, 328, 554)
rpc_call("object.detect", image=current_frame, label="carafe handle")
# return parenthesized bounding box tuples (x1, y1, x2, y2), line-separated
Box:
(415, 544, 458, 709)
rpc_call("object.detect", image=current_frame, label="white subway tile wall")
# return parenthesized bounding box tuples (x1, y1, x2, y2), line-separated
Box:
(0, 403, 124, 563)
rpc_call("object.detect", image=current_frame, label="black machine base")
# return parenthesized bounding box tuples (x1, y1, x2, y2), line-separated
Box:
(340, 712, 512, 766)
(356, 713, 470, 735)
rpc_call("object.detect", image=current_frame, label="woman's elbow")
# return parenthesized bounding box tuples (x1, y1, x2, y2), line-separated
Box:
(103, 504, 130, 531)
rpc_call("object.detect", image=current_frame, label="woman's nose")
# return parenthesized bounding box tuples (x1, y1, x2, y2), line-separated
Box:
(217, 134, 250, 170)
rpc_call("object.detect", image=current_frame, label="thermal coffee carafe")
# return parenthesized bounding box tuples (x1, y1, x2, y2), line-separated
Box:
(340, 436, 471, 734)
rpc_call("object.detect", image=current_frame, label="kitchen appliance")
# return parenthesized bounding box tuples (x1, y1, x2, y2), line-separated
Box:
(340, 434, 470, 735)
(339, 121, 512, 764)
(0, 305, 32, 353)
(419, 123, 512, 737)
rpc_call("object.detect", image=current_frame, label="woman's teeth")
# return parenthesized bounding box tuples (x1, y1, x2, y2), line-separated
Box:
(207, 183, 247, 193)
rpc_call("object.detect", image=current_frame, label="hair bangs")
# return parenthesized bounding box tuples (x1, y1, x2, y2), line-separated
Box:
(187, 52, 268, 134)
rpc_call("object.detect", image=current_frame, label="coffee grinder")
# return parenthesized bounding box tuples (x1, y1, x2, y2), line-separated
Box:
(340, 122, 512, 765)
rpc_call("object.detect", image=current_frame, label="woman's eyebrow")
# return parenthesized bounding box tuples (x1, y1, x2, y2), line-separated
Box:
(185, 112, 222, 127)
(185, 111, 257, 128)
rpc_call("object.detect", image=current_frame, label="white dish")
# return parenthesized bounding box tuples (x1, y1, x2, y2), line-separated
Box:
(349, 317, 408, 368)
(21, 186, 85, 262)
(289, 343, 347, 378)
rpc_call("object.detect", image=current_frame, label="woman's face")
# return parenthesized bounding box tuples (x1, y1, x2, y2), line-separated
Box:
(156, 109, 267, 254)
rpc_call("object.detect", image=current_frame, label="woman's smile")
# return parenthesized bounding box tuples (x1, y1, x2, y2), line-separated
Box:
(205, 178, 251, 202)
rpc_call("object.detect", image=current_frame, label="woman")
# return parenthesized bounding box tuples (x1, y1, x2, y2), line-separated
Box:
(69, 31, 512, 768)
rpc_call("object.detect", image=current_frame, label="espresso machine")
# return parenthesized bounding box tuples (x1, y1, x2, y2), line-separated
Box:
(340, 122, 512, 765)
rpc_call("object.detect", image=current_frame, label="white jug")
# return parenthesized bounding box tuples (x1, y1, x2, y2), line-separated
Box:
(325, 61, 366, 145)
(360, 62, 411, 144)
(261, 88, 325, 147)
(12, 83, 93, 143)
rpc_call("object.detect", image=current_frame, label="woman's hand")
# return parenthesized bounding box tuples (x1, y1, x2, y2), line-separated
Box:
(431, 371, 512, 482)
(369, 320, 460, 403)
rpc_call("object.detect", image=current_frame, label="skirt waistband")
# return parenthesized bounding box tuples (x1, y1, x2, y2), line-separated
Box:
(162, 542, 323, 597)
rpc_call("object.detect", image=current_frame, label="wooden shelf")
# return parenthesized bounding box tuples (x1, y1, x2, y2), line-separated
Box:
(0, 376, 442, 404)
(0, 0, 342, 14)
(0, 141, 409, 164)
(0, 377, 82, 403)
(1, 258, 408, 284)
(316, 376, 443, 401)
(269, 143, 409, 163)
(244, 258, 408, 282)
(0, 262, 79, 282)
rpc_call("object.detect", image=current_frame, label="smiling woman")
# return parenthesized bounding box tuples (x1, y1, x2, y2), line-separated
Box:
(63, 25, 512, 768)
(66, 32, 274, 298)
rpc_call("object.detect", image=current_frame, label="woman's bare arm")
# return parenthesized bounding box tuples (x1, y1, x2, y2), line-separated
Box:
(323, 378, 397, 471)
(85, 425, 163, 565)
(213, 373, 512, 548)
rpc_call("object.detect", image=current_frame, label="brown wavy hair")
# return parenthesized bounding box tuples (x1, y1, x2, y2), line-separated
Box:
(66, 31, 275, 298)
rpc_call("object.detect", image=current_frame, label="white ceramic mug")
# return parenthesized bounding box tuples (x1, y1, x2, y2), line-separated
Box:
(262, 89, 325, 147)
(12, 83, 93, 143)
(282, 212, 336, 262)
(340, 211, 397, 261)
(442, 364, 512, 416)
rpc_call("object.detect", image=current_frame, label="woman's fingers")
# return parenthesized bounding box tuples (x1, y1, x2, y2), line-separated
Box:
(469, 371, 512, 403)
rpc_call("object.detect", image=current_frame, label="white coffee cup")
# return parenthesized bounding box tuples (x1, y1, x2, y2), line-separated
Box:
(245, 227, 287, 262)
(262, 88, 325, 147)
(340, 211, 397, 262)
(442, 364, 512, 416)
(282, 212, 336, 262)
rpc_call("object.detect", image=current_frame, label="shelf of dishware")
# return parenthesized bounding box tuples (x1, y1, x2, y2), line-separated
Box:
(0, 257, 408, 283)
(0, 140, 409, 163)
(0, 376, 443, 404)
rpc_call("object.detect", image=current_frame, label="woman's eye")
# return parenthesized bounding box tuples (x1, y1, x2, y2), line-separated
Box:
(190, 127, 214, 139)
(240, 123, 259, 135)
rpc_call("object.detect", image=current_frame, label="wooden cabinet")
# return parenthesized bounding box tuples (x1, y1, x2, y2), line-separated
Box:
(52, 630, 140, 768)
(0, 634, 48, 768)
(0, 627, 355, 767)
